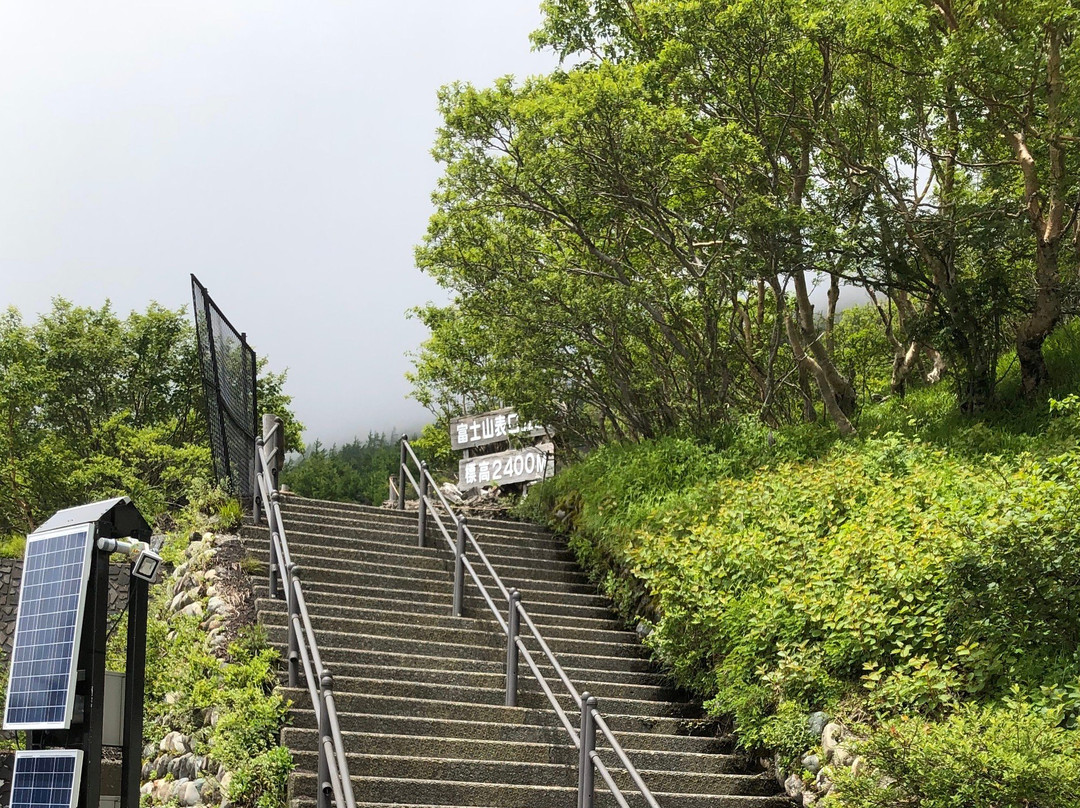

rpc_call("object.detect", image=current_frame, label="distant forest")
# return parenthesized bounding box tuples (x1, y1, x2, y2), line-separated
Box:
(281, 433, 403, 506)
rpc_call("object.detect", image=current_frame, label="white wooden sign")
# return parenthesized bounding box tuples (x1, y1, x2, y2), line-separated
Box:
(458, 444, 554, 489)
(450, 407, 549, 451)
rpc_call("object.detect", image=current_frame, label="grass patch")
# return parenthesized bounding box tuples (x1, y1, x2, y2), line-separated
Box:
(0, 534, 25, 560)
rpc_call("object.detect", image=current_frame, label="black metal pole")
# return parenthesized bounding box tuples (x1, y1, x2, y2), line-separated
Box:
(505, 590, 521, 707)
(397, 436, 408, 511)
(577, 694, 597, 808)
(77, 534, 110, 808)
(453, 518, 467, 617)
(417, 463, 428, 548)
(121, 576, 149, 808)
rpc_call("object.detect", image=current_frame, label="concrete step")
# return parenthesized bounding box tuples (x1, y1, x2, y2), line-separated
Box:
(279, 511, 573, 552)
(281, 673, 696, 719)
(258, 652, 679, 703)
(252, 587, 630, 639)
(247, 526, 597, 596)
(245, 529, 584, 578)
(255, 595, 635, 641)
(289, 751, 776, 797)
(263, 644, 670, 688)
(258, 540, 599, 595)
(292, 751, 576, 787)
(252, 577, 621, 622)
(255, 558, 611, 610)
(266, 626, 501, 664)
(281, 729, 745, 773)
(260, 608, 648, 662)
(288, 771, 790, 808)
(266, 626, 659, 676)
(284, 693, 716, 738)
(242, 530, 452, 572)
(281, 498, 557, 541)
(281, 526, 577, 572)
(259, 609, 502, 651)
(279, 714, 729, 753)
(278, 505, 566, 546)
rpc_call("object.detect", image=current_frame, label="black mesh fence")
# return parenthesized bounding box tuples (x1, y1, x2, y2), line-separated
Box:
(192, 275, 258, 501)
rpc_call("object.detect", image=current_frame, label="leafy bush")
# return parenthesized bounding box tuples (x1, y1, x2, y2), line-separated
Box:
(833, 700, 1080, 807)
(145, 615, 291, 808)
(0, 534, 25, 559)
(831, 304, 895, 401)
(523, 385, 1080, 803)
(144, 500, 290, 808)
(227, 746, 292, 808)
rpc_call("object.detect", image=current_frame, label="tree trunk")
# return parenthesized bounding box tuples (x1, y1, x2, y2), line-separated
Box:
(792, 270, 857, 418)
(1016, 240, 1062, 394)
(825, 273, 840, 354)
(770, 277, 856, 435)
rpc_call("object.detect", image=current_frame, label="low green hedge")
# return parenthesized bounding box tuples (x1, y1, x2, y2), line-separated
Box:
(521, 402, 1080, 805)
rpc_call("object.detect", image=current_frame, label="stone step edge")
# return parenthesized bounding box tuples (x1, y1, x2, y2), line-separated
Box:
(280, 728, 738, 762)
(279, 673, 695, 710)
(277, 715, 722, 750)
(285, 750, 770, 788)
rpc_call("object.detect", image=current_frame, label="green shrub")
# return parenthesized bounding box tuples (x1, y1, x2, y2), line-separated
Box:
(228, 746, 293, 808)
(524, 388, 1080, 803)
(833, 700, 1080, 808)
(144, 500, 290, 808)
(0, 533, 25, 559)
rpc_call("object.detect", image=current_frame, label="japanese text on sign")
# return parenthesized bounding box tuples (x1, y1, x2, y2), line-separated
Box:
(458, 445, 554, 489)
(449, 407, 549, 451)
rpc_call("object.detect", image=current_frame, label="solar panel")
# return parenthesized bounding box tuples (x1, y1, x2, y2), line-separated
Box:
(10, 750, 83, 808)
(3, 524, 95, 730)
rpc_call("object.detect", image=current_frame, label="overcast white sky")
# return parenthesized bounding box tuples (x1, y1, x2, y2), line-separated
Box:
(0, 1, 556, 446)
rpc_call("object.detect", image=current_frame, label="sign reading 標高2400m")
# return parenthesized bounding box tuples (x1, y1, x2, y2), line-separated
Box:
(449, 407, 549, 451)
(459, 444, 554, 488)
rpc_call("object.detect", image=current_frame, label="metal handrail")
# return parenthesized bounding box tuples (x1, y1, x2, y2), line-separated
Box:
(254, 430, 356, 808)
(397, 436, 662, 808)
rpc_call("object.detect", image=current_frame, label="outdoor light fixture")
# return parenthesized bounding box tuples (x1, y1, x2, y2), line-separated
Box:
(130, 547, 162, 583)
(97, 538, 163, 583)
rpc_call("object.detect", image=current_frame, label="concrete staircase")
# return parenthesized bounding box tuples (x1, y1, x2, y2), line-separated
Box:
(241, 496, 788, 808)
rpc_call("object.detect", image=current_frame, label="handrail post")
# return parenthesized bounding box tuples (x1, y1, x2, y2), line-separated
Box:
(318, 672, 333, 808)
(505, 589, 521, 707)
(453, 518, 467, 617)
(417, 462, 428, 548)
(577, 693, 597, 808)
(253, 437, 264, 523)
(264, 413, 285, 489)
(269, 499, 280, 599)
(286, 563, 300, 688)
(397, 435, 408, 510)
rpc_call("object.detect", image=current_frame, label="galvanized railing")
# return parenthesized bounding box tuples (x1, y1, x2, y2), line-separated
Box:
(397, 436, 662, 808)
(253, 418, 356, 808)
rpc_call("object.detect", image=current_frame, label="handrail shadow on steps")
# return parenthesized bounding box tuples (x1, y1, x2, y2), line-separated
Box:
(397, 436, 663, 808)
(253, 419, 356, 808)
